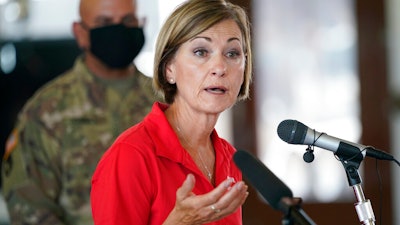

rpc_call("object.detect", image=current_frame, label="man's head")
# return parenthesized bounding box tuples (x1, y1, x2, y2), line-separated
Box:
(73, 0, 145, 69)
(79, 0, 140, 29)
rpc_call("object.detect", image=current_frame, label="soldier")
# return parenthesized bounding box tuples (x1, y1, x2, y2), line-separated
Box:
(1, 0, 157, 224)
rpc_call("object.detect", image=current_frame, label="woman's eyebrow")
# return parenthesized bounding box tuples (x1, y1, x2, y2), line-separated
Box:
(189, 36, 241, 43)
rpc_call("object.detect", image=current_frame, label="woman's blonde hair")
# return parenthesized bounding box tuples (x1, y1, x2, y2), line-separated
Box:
(153, 0, 252, 104)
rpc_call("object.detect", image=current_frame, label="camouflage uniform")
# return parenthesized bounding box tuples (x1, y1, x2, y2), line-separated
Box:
(2, 56, 157, 225)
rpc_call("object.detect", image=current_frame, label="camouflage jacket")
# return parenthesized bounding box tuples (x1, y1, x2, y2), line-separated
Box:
(2, 56, 157, 225)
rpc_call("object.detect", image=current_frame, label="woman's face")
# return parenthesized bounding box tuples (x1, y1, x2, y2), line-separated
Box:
(166, 19, 245, 114)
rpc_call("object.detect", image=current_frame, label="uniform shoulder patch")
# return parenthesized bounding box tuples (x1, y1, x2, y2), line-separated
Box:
(4, 128, 19, 160)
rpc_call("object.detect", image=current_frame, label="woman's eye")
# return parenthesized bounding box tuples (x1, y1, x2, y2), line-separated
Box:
(226, 50, 241, 58)
(194, 49, 208, 57)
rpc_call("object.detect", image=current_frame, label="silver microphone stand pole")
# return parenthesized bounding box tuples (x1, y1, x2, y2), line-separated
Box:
(336, 143, 376, 225)
(353, 183, 375, 225)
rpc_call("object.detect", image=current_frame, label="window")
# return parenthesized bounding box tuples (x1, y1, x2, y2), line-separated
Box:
(253, 0, 359, 202)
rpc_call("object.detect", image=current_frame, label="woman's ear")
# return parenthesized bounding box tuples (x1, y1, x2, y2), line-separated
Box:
(165, 62, 176, 84)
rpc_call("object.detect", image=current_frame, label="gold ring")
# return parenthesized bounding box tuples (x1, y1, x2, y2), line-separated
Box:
(210, 205, 221, 213)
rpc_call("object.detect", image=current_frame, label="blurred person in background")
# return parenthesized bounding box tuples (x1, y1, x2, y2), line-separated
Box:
(90, 0, 252, 224)
(1, 0, 158, 224)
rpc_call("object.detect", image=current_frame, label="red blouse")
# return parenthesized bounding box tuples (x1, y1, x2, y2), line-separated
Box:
(91, 102, 243, 225)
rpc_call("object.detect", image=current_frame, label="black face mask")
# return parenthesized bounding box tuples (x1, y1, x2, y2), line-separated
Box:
(89, 24, 145, 69)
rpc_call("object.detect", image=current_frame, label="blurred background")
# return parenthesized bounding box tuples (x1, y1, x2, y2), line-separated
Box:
(0, 0, 399, 224)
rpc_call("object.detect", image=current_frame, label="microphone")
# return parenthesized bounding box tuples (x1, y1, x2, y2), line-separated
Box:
(277, 119, 394, 161)
(233, 149, 292, 210)
(233, 150, 317, 225)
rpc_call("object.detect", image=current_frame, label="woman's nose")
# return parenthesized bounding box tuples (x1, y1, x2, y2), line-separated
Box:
(211, 55, 227, 76)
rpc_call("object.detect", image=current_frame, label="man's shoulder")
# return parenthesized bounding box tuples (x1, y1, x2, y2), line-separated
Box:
(30, 56, 86, 98)
(25, 58, 89, 105)
(15, 64, 89, 127)
(38, 60, 85, 94)
(135, 69, 152, 84)
(22, 72, 75, 106)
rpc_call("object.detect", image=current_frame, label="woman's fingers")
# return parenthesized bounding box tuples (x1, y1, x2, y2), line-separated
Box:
(176, 174, 196, 201)
(207, 181, 249, 219)
(167, 174, 249, 224)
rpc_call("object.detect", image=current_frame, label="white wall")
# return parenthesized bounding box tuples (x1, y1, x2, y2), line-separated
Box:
(0, 0, 79, 40)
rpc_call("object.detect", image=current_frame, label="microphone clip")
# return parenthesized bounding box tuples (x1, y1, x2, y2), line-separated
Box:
(303, 146, 315, 163)
(302, 129, 322, 163)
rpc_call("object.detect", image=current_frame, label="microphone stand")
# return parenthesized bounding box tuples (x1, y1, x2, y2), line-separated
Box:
(279, 197, 317, 225)
(337, 145, 376, 225)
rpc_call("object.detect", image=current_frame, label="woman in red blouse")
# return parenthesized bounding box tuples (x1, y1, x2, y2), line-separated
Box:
(91, 0, 253, 224)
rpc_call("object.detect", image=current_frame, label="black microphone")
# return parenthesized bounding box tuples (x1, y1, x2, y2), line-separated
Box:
(233, 149, 292, 210)
(233, 150, 317, 225)
(277, 119, 394, 161)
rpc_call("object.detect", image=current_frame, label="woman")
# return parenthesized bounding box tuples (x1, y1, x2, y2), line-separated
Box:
(90, 0, 253, 224)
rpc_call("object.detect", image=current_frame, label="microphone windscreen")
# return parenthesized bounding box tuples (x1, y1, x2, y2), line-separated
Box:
(277, 119, 308, 144)
(233, 150, 293, 210)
